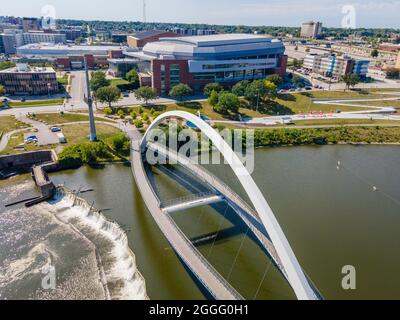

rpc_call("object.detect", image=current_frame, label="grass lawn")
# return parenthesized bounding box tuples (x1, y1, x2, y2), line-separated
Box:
(0, 116, 30, 135)
(57, 75, 69, 85)
(0, 123, 120, 155)
(9, 98, 65, 108)
(127, 97, 364, 122)
(110, 78, 130, 87)
(340, 99, 400, 110)
(290, 119, 400, 126)
(32, 113, 116, 125)
(60, 123, 120, 146)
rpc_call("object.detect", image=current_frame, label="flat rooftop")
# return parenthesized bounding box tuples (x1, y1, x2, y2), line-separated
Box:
(160, 33, 274, 47)
(17, 43, 128, 51)
(0, 66, 56, 73)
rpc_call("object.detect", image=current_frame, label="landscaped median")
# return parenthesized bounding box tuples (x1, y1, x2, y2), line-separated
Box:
(29, 112, 116, 125)
(8, 98, 65, 108)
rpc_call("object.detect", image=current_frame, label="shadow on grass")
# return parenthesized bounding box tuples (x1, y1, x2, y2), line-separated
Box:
(277, 93, 297, 101)
(176, 101, 202, 109)
(241, 99, 295, 116)
(299, 92, 314, 98)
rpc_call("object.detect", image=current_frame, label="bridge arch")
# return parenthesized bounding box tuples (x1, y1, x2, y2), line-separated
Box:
(141, 111, 318, 300)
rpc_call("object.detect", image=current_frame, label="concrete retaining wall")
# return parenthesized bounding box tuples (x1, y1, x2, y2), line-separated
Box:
(0, 150, 59, 171)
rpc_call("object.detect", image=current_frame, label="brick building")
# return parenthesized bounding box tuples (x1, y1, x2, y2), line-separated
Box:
(126, 34, 288, 95)
(127, 30, 178, 48)
(0, 63, 58, 95)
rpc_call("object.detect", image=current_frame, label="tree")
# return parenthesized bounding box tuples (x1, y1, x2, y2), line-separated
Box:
(264, 80, 278, 100)
(169, 83, 193, 101)
(215, 92, 240, 115)
(386, 67, 400, 79)
(125, 68, 139, 85)
(90, 71, 110, 91)
(231, 80, 250, 97)
(292, 59, 303, 69)
(134, 86, 158, 105)
(371, 49, 379, 58)
(0, 61, 15, 71)
(208, 90, 219, 107)
(265, 74, 283, 87)
(341, 74, 360, 90)
(96, 86, 121, 108)
(203, 83, 223, 97)
(292, 74, 304, 88)
(0, 85, 5, 96)
(244, 80, 267, 106)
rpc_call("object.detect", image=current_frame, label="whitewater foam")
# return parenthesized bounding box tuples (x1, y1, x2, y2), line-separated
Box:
(50, 187, 148, 300)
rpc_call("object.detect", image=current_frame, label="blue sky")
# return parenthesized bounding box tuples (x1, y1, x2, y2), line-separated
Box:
(1, 0, 399, 28)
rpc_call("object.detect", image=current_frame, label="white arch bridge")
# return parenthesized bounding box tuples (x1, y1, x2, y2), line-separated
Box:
(130, 111, 321, 300)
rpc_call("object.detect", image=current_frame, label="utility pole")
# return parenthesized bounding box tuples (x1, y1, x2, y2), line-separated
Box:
(84, 58, 97, 142)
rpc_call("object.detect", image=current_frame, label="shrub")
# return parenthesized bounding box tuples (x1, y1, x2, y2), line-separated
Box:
(134, 119, 144, 128)
(107, 132, 130, 153)
(103, 107, 113, 115)
(130, 111, 137, 119)
(117, 109, 125, 119)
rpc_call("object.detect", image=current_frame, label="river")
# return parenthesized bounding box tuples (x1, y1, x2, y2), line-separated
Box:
(2, 145, 400, 300)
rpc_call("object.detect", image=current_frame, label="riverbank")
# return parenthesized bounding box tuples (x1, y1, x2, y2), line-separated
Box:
(250, 126, 400, 148)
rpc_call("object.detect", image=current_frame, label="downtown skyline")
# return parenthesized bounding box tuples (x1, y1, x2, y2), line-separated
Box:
(1, 0, 399, 29)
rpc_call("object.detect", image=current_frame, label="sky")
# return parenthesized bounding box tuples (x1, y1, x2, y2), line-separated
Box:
(1, 0, 399, 28)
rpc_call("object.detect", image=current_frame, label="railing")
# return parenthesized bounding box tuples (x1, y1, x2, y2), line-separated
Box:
(163, 208, 243, 300)
(147, 142, 287, 277)
(131, 141, 162, 206)
(132, 141, 242, 300)
(143, 142, 322, 300)
(161, 191, 218, 209)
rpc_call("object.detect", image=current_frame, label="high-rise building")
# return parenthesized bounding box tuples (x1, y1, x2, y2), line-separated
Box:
(300, 21, 322, 39)
(1, 30, 23, 54)
(22, 17, 41, 32)
(0, 35, 4, 54)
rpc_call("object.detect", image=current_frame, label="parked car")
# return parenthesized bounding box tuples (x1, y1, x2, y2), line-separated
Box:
(25, 136, 38, 144)
(51, 126, 61, 132)
(305, 86, 313, 91)
(20, 98, 26, 102)
(123, 92, 129, 97)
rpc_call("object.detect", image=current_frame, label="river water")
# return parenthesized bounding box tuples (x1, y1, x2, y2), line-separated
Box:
(1, 145, 400, 300)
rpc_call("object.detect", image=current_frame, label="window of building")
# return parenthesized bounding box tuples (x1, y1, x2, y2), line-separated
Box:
(170, 64, 180, 86)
